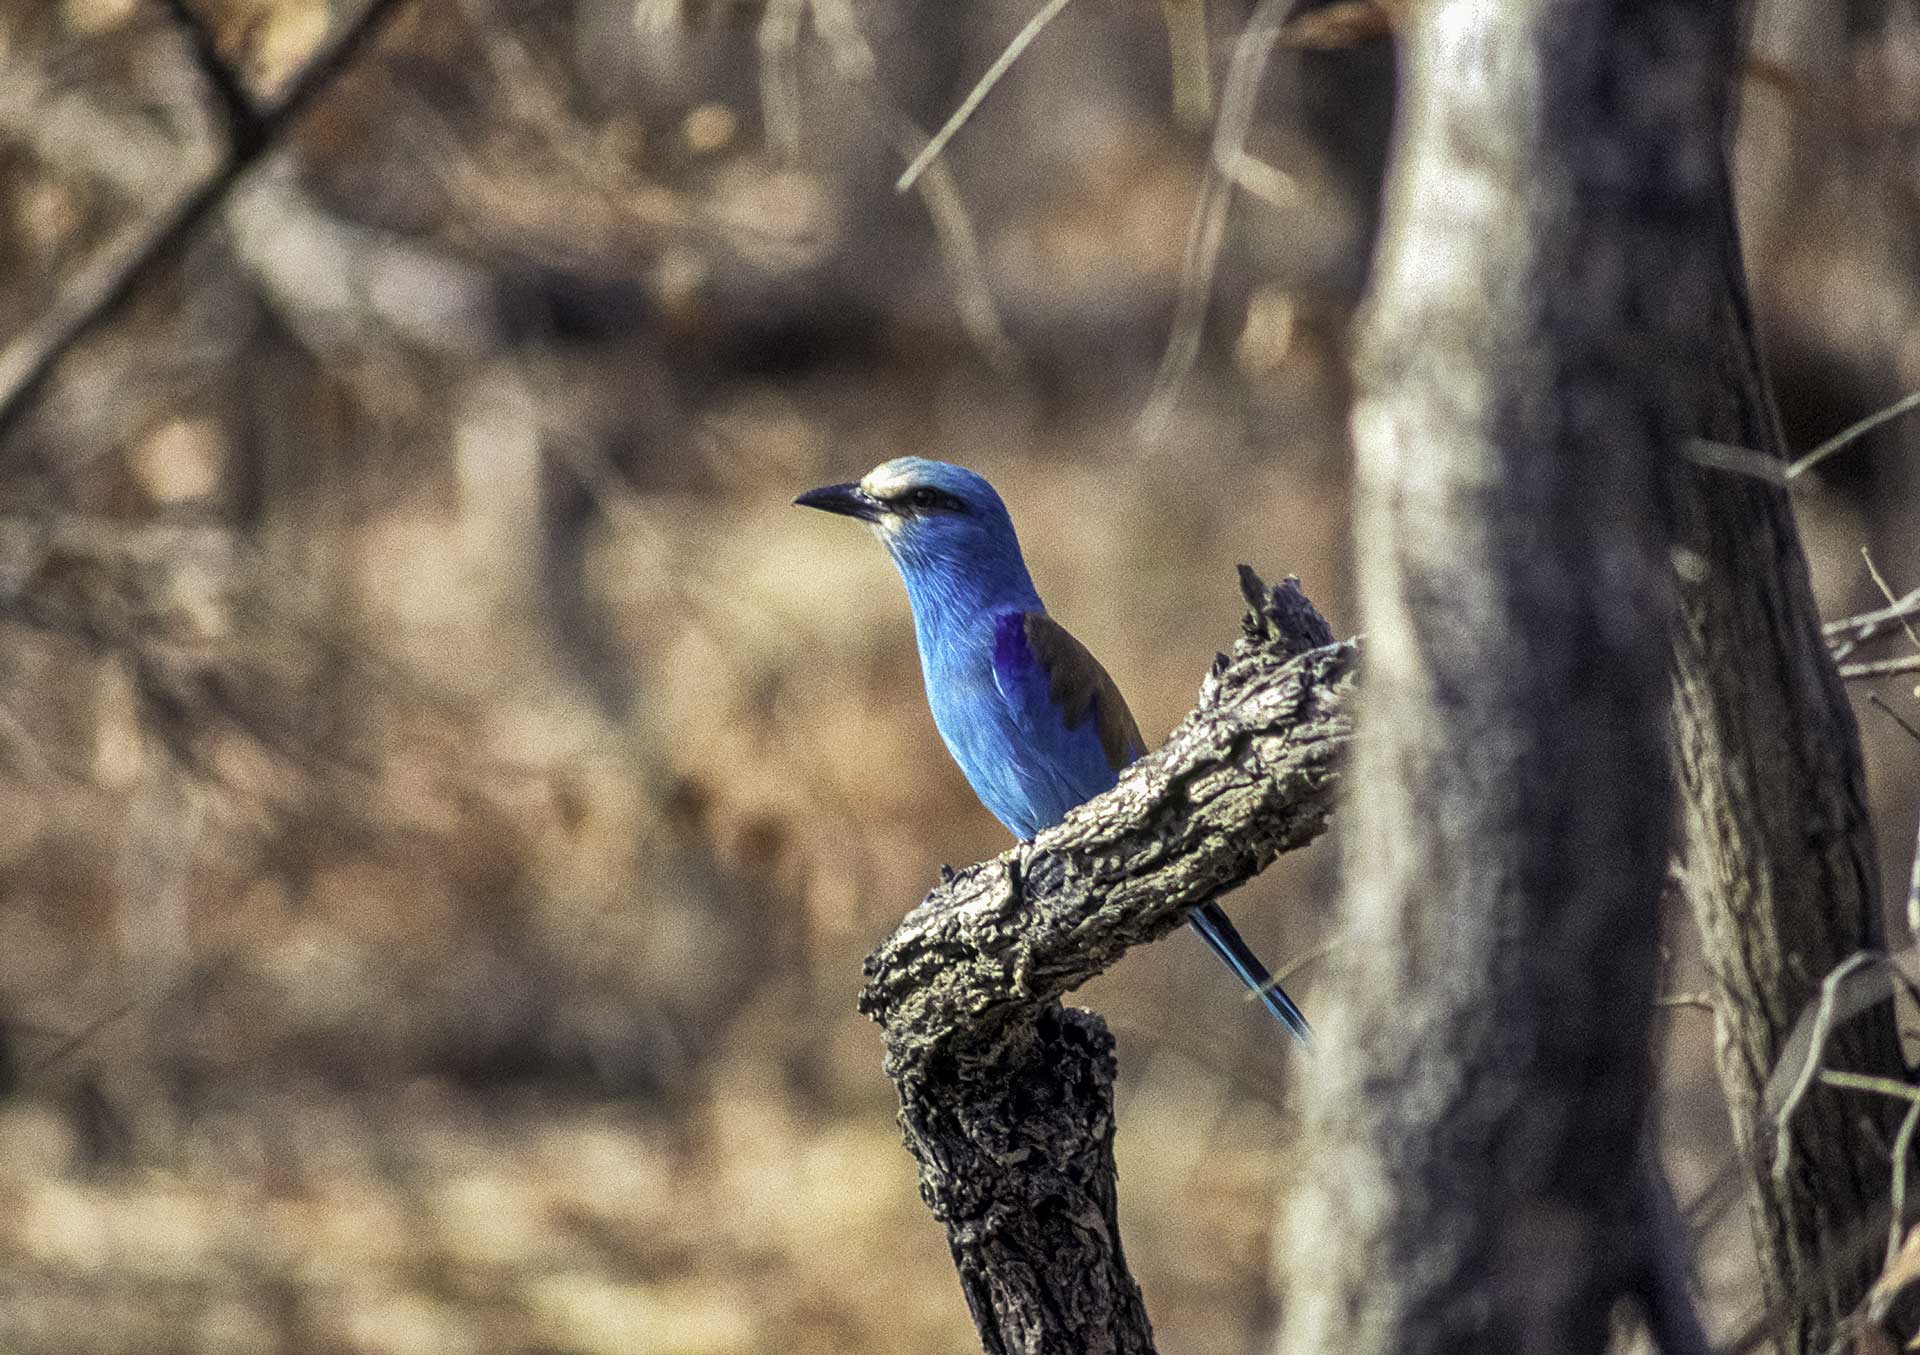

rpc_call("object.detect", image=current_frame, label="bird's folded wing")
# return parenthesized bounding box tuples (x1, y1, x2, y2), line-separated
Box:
(991, 611, 1147, 775)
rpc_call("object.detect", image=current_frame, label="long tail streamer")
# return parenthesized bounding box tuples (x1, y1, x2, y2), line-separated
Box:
(1187, 901, 1313, 1045)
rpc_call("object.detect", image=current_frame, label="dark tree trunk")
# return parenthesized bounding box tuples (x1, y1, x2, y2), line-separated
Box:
(1274, 3, 1727, 1352)
(1666, 117, 1908, 1355)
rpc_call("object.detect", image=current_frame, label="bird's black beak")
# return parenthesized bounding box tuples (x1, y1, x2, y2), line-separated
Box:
(794, 481, 883, 523)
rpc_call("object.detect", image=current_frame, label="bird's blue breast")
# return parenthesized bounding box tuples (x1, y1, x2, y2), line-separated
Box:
(916, 608, 1120, 841)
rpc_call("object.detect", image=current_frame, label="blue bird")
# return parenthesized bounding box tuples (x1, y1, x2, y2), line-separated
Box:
(796, 456, 1310, 1042)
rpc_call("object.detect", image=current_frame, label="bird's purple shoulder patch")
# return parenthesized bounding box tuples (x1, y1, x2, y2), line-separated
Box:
(991, 610, 1034, 676)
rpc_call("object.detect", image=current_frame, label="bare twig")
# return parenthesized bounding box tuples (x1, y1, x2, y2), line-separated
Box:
(22, 999, 141, 1079)
(1772, 952, 1881, 1209)
(1888, 1098, 1920, 1270)
(0, 0, 413, 448)
(1906, 795, 1920, 939)
(1819, 1070, 1920, 1103)
(903, 154, 1026, 375)
(895, 0, 1076, 194)
(1716, 1214, 1898, 1355)
(1268, 932, 1340, 987)
(1136, 0, 1293, 444)
(1867, 693, 1920, 747)
(1861, 548, 1920, 651)
(1839, 654, 1920, 681)
(1685, 1059, 1920, 1355)
(1814, 1066, 1920, 1274)
(1681, 1156, 1742, 1231)
(1219, 148, 1297, 206)
(1788, 390, 1920, 481)
(757, 0, 807, 162)
(1822, 588, 1920, 642)
(1683, 437, 1791, 483)
(1684, 389, 1920, 488)
(812, 2, 1024, 374)
(157, 0, 265, 154)
(1827, 588, 1920, 665)
(1160, 0, 1215, 128)
(1221, 930, 1341, 1013)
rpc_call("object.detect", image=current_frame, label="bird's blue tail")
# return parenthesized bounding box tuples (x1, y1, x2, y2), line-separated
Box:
(1188, 902, 1313, 1045)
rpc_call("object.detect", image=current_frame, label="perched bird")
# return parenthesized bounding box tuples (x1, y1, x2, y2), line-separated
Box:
(796, 456, 1311, 1042)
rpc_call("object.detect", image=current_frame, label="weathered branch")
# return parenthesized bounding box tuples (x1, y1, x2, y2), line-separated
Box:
(860, 573, 1353, 1355)
(0, 0, 412, 448)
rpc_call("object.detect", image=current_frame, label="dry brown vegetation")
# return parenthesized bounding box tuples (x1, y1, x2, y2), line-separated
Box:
(0, 1, 1915, 1351)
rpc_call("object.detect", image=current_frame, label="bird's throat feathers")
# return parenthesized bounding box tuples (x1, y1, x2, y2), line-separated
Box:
(890, 533, 1041, 662)
(875, 511, 1041, 671)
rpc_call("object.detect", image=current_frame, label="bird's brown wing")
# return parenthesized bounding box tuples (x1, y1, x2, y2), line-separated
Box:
(1021, 612, 1147, 773)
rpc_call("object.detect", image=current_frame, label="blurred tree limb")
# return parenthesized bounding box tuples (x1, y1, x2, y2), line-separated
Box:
(1273, 0, 1723, 1352)
(861, 573, 1352, 1355)
(0, 0, 412, 449)
(800, 0, 1026, 376)
(1137, 0, 1397, 446)
(157, 0, 265, 157)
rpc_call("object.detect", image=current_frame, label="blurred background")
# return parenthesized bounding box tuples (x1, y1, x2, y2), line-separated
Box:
(0, 1, 1915, 1351)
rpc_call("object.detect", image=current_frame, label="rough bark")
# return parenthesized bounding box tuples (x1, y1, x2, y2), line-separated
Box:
(1666, 91, 1908, 1355)
(1274, 3, 1726, 1354)
(860, 574, 1353, 1355)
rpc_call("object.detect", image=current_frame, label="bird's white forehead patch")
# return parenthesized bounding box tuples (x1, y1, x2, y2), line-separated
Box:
(859, 459, 920, 500)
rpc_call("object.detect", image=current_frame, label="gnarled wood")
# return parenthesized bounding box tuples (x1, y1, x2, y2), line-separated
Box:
(861, 575, 1352, 1355)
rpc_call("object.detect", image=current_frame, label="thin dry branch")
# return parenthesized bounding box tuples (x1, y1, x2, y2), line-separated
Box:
(1160, 0, 1214, 129)
(1769, 952, 1882, 1206)
(1906, 797, 1920, 938)
(0, 0, 413, 448)
(1136, 0, 1292, 444)
(1859, 549, 1920, 652)
(1813, 1068, 1920, 1301)
(1825, 587, 1920, 646)
(811, 3, 1024, 374)
(1717, 1215, 1901, 1355)
(894, 0, 1076, 195)
(1818, 1069, 1920, 1102)
(1684, 388, 1920, 489)
(1791, 391, 1920, 482)
(1866, 693, 1920, 749)
(157, 0, 265, 154)
(1839, 654, 1920, 681)
(757, 0, 807, 163)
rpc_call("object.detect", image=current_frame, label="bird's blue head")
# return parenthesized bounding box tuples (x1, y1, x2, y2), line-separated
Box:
(795, 457, 1042, 618)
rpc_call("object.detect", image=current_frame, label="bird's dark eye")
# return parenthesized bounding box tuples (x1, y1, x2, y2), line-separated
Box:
(910, 487, 939, 510)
